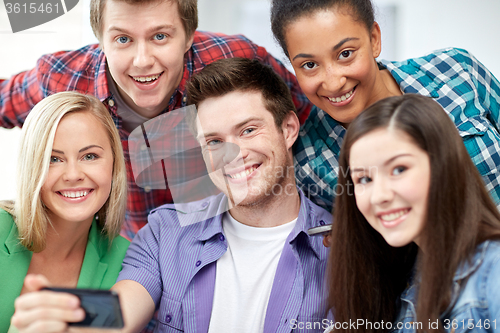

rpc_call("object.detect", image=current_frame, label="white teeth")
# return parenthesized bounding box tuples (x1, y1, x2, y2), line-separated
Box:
(380, 209, 409, 222)
(328, 89, 353, 103)
(61, 191, 89, 198)
(228, 167, 257, 179)
(133, 74, 161, 83)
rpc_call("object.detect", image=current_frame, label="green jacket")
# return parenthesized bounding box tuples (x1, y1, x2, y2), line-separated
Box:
(0, 209, 130, 333)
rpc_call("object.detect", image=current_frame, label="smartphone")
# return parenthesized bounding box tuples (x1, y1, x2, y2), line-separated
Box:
(307, 224, 333, 236)
(44, 288, 124, 328)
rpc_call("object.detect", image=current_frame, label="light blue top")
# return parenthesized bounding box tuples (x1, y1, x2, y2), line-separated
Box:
(392, 240, 500, 332)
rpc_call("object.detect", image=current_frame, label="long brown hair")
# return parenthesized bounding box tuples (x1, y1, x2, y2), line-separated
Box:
(327, 94, 500, 332)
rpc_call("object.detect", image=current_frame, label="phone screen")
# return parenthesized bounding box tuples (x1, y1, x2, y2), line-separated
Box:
(45, 288, 124, 328)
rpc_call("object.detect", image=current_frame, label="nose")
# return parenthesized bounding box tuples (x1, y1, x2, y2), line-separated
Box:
(62, 161, 85, 182)
(133, 41, 155, 69)
(370, 176, 394, 206)
(321, 64, 347, 93)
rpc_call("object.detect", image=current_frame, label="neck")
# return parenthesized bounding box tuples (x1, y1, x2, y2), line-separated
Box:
(228, 181, 301, 228)
(41, 215, 92, 260)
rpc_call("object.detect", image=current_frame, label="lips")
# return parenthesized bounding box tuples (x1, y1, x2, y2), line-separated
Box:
(57, 189, 94, 199)
(225, 164, 260, 180)
(324, 85, 357, 105)
(377, 208, 410, 228)
(131, 72, 163, 84)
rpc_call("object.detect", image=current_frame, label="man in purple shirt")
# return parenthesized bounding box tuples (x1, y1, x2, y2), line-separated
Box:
(11, 58, 331, 333)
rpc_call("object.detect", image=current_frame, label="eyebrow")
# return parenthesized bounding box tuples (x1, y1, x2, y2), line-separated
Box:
(350, 154, 413, 173)
(52, 145, 104, 155)
(198, 117, 262, 140)
(291, 37, 360, 61)
(107, 24, 175, 35)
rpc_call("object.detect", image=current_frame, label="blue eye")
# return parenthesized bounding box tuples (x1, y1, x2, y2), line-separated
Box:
(207, 139, 222, 146)
(339, 50, 353, 60)
(242, 128, 255, 135)
(154, 33, 166, 41)
(117, 36, 130, 44)
(50, 156, 61, 163)
(83, 153, 98, 161)
(301, 62, 317, 70)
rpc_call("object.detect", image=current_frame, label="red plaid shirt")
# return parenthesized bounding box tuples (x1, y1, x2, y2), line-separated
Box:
(0, 31, 311, 240)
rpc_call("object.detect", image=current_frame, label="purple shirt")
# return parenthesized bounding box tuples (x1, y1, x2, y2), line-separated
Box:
(118, 189, 332, 333)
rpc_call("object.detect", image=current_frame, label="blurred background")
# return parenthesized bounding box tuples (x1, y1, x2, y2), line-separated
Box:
(1, 0, 500, 200)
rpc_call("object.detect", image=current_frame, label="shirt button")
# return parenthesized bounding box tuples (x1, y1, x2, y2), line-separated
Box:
(195, 260, 201, 267)
(201, 202, 208, 208)
(219, 234, 225, 242)
(108, 99, 115, 107)
(319, 220, 326, 225)
(144, 186, 151, 193)
(141, 144, 147, 151)
(182, 96, 187, 104)
(165, 315, 172, 323)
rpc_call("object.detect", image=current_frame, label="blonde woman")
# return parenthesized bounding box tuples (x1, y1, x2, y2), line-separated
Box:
(0, 92, 129, 333)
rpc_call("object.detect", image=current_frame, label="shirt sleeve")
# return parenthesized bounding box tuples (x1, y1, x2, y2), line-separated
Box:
(0, 65, 45, 128)
(254, 44, 312, 124)
(463, 50, 500, 132)
(453, 49, 500, 208)
(117, 210, 163, 308)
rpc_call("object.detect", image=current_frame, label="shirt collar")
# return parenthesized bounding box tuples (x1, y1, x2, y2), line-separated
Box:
(193, 188, 330, 259)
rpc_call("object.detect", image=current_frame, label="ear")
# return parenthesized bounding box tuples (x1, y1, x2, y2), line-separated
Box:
(281, 112, 300, 151)
(370, 22, 382, 59)
(184, 32, 195, 53)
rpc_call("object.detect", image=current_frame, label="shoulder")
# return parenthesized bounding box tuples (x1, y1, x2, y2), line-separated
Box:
(149, 194, 223, 224)
(0, 209, 15, 240)
(191, 30, 261, 64)
(396, 48, 477, 73)
(36, 44, 104, 75)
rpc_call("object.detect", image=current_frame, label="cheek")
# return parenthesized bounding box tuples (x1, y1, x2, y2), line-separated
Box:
(294, 73, 318, 96)
(354, 185, 370, 215)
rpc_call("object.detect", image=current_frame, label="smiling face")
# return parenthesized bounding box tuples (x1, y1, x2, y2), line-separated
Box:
(349, 128, 430, 247)
(196, 90, 297, 207)
(285, 7, 392, 126)
(101, 0, 194, 118)
(40, 112, 114, 226)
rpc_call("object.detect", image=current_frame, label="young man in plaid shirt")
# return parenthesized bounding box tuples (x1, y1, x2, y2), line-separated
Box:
(0, 0, 312, 241)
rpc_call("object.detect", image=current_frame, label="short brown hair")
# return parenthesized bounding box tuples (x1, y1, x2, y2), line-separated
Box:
(90, 0, 198, 42)
(187, 57, 297, 130)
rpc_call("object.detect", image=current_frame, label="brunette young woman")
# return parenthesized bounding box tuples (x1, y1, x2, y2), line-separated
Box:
(327, 94, 500, 332)
(271, 0, 500, 212)
(0, 92, 129, 333)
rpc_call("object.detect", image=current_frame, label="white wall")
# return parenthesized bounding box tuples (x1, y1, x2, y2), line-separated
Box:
(1, 0, 500, 200)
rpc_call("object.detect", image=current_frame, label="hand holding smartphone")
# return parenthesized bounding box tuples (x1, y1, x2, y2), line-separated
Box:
(44, 288, 124, 328)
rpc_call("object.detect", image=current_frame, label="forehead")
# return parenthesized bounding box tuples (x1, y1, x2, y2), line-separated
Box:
(195, 90, 274, 134)
(102, 0, 183, 30)
(285, 8, 370, 49)
(349, 128, 423, 166)
(55, 112, 110, 143)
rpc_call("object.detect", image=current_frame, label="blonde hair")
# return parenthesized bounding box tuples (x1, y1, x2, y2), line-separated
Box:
(0, 92, 127, 252)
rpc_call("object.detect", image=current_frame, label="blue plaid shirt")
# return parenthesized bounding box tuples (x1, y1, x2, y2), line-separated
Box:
(295, 48, 500, 212)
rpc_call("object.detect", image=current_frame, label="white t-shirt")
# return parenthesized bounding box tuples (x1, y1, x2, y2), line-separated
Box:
(207, 212, 297, 333)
